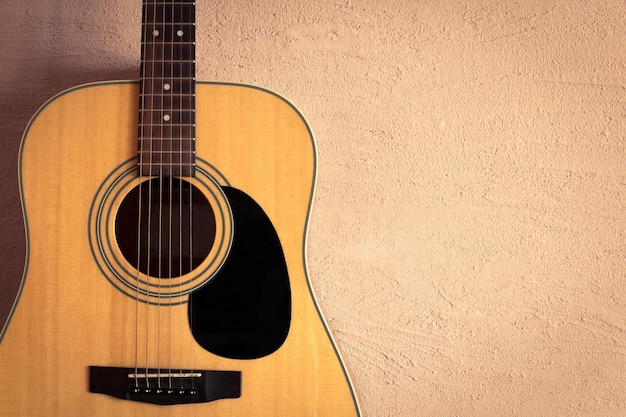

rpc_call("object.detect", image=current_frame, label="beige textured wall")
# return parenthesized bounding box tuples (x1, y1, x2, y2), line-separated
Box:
(1, 0, 625, 416)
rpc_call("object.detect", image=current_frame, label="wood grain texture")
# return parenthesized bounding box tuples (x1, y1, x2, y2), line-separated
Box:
(0, 82, 360, 417)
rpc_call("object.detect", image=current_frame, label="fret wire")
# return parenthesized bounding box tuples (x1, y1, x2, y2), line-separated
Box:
(141, 39, 196, 46)
(140, 155, 195, 158)
(141, 154, 195, 159)
(140, 94, 196, 97)
(139, 81, 196, 85)
(144, 1, 196, 3)
(140, 149, 196, 153)
(142, 24, 194, 27)
(138, 151, 195, 154)
(139, 119, 195, 122)
(140, 80, 196, 83)
(139, 162, 196, 165)
(139, 150, 195, 152)
(138, 162, 196, 165)
(138, 166, 195, 170)
(139, 124, 196, 126)
(141, 73, 195, 78)
(139, 164, 196, 167)
(142, 23, 196, 26)
(142, 3, 195, 8)
(139, 125, 195, 128)
(139, 78, 196, 83)
(142, 60, 195, 63)
(139, 90, 195, 94)
(142, 42, 196, 44)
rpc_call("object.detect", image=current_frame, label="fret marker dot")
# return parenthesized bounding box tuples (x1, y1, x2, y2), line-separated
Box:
(163, 114, 171, 122)
(164, 83, 171, 91)
(177, 30, 184, 37)
(153, 30, 159, 37)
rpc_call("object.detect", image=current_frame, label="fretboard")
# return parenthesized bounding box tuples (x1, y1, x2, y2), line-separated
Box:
(139, 0, 196, 177)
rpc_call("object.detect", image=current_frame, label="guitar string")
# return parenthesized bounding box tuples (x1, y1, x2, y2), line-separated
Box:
(178, 0, 193, 389)
(187, 0, 196, 391)
(135, 0, 144, 389)
(174, 0, 186, 391)
(167, 0, 175, 390)
(137, 0, 154, 391)
(156, 0, 167, 391)
(135, 0, 148, 390)
(166, 0, 182, 391)
(144, 0, 158, 389)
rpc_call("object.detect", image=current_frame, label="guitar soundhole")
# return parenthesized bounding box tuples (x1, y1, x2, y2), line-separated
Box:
(115, 177, 216, 278)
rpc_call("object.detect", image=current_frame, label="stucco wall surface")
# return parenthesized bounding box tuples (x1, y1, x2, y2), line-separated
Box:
(0, 1, 625, 416)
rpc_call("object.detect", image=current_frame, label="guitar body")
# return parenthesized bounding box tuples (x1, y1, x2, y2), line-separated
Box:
(0, 81, 359, 416)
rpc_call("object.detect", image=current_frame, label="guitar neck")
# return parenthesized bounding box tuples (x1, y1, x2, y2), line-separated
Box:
(139, 0, 196, 177)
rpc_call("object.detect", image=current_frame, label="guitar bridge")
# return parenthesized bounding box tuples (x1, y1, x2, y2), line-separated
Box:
(89, 366, 241, 405)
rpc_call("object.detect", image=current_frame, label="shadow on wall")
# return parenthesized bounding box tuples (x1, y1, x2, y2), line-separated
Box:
(0, 0, 144, 335)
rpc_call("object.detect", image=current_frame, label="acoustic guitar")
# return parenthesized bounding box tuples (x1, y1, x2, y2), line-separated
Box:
(0, 1, 360, 416)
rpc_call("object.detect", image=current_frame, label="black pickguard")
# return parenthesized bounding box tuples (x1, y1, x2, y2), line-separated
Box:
(189, 186, 291, 359)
